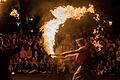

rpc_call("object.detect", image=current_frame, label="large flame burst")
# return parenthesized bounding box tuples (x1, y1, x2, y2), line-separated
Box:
(40, 4, 104, 55)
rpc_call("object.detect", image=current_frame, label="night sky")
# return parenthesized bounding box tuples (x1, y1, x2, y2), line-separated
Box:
(0, 0, 120, 36)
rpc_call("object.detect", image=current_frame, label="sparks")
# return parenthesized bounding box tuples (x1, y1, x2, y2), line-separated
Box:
(10, 9, 19, 20)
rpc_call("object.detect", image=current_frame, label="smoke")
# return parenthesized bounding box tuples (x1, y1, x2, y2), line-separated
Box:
(27, 0, 59, 23)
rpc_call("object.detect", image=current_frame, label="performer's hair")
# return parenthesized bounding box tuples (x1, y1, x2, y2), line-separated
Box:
(75, 38, 87, 46)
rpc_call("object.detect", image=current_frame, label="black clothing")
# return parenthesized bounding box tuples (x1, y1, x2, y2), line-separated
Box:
(0, 46, 21, 80)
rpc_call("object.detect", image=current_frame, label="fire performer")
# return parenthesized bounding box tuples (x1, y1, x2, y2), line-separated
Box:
(0, 40, 22, 80)
(62, 38, 97, 80)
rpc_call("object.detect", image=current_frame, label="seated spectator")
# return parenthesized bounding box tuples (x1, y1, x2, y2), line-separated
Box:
(26, 47, 32, 59)
(16, 57, 24, 73)
(9, 64, 14, 75)
(110, 59, 116, 74)
(116, 47, 120, 73)
(107, 46, 116, 63)
(19, 47, 27, 59)
(46, 55, 54, 73)
(104, 62, 111, 75)
(57, 59, 66, 73)
(28, 57, 38, 73)
(38, 59, 46, 73)
(97, 60, 105, 76)
(23, 58, 31, 73)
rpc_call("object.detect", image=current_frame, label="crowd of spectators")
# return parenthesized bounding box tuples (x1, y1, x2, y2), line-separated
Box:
(0, 32, 120, 77)
(0, 32, 56, 74)
(95, 35, 120, 76)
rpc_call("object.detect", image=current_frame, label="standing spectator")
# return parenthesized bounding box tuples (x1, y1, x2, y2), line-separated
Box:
(0, 42, 22, 80)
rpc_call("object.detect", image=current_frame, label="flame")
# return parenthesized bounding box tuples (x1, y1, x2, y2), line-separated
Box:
(10, 9, 19, 20)
(40, 4, 101, 55)
(92, 40, 103, 51)
(94, 14, 100, 21)
(92, 25, 104, 51)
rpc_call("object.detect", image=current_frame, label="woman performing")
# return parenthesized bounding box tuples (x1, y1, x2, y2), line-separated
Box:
(62, 38, 97, 80)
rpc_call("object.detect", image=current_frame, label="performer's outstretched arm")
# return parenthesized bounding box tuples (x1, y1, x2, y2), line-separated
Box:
(62, 49, 80, 56)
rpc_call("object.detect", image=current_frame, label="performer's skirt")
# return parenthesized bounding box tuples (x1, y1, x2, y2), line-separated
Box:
(72, 65, 97, 80)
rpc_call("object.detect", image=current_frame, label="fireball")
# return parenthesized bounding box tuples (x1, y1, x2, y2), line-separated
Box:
(40, 4, 102, 55)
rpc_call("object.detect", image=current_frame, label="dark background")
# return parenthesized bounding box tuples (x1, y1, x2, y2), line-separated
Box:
(0, 0, 120, 37)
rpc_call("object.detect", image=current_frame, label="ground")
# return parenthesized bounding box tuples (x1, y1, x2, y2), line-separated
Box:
(13, 73, 72, 80)
(13, 73, 120, 80)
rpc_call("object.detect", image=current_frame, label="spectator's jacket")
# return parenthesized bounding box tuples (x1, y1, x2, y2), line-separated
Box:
(0, 46, 22, 80)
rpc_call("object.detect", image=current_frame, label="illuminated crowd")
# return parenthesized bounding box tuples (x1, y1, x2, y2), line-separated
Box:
(0, 32, 53, 74)
(95, 34, 120, 76)
(0, 32, 120, 76)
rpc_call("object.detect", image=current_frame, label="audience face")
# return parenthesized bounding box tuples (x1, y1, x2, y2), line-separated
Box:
(1, 32, 120, 75)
